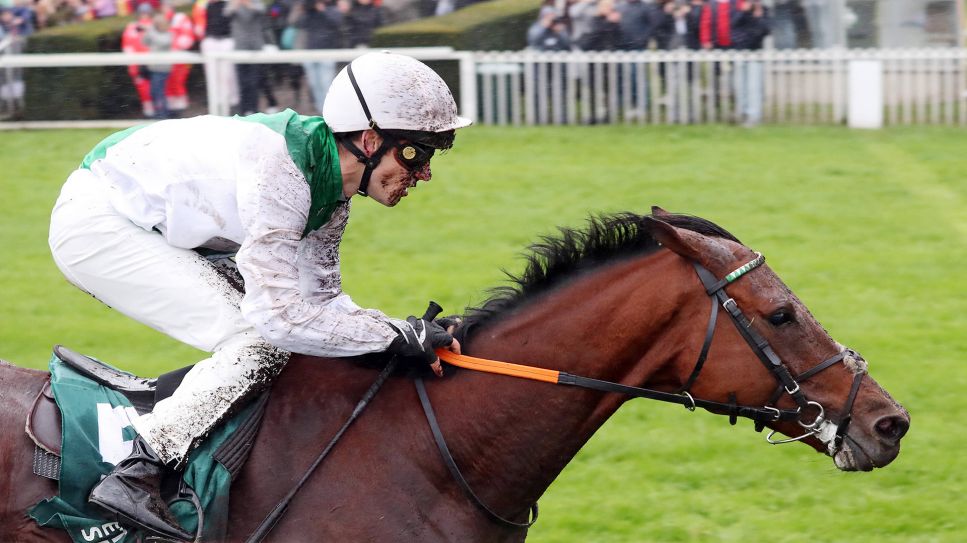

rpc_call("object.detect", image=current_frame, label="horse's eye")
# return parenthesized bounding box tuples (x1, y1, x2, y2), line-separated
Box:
(768, 311, 794, 326)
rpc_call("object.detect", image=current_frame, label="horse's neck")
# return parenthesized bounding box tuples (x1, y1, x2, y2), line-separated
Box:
(446, 251, 696, 517)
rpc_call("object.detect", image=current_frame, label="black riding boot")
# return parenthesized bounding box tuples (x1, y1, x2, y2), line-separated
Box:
(88, 436, 193, 541)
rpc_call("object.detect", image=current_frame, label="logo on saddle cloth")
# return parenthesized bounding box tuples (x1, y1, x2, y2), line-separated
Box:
(95, 403, 140, 465)
(28, 354, 263, 543)
(81, 521, 127, 543)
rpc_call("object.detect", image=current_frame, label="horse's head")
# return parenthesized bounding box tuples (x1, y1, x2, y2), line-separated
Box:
(643, 208, 909, 471)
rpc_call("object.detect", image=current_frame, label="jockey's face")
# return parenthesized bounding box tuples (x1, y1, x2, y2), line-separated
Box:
(362, 132, 433, 208)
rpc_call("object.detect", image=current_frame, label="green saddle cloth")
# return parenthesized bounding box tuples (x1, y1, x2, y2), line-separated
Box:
(29, 354, 258, 543)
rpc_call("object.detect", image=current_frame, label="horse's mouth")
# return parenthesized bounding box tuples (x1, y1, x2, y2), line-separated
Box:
(833, 443, 875, 472)
(832, 435, 900, 472)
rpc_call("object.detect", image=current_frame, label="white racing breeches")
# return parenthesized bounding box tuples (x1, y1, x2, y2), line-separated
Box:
(49, 169, 289, 465)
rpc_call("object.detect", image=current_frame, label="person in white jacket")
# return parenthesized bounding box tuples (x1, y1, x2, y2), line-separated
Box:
(48, 51, 470, 541)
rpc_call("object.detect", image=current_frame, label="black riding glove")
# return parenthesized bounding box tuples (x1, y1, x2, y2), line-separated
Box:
(435, 315, 463, 332)
(387, 316, 455, 368)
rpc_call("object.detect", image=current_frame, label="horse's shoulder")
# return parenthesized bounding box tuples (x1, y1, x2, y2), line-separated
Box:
(266, 354, 401, 422)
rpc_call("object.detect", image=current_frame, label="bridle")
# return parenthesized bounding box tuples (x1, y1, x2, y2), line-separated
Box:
(688, 252, 866, 453)
(424, 251, 868, 528)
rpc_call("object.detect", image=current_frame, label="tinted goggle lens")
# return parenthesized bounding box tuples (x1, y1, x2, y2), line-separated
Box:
(397, 141, 435, 170)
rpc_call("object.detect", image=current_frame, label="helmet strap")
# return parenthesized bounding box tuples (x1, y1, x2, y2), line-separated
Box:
(336, 132, 396, 197)
(338, 61, 398, 197)
(347, 62, 378, 131)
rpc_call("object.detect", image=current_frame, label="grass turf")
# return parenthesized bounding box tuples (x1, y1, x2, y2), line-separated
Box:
(1, 124, 964, 542)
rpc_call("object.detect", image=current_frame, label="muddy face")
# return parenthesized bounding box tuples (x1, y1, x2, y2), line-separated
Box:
(366, 147, 432, 207)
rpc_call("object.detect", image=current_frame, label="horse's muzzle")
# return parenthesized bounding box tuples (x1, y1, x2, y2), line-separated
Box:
(834, 409, 910, 471)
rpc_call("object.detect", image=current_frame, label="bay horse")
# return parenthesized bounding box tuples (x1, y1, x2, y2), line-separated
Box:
(0, 210, 909, 542)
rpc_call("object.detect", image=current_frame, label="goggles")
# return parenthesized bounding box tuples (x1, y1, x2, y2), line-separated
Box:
(395, 140, 436, 171)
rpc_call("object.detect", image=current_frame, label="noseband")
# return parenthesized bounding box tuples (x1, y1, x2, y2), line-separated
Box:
(689, 253, 866, 454)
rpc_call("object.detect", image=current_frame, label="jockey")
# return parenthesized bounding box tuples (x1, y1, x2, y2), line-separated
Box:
(48, 51, 470, 541)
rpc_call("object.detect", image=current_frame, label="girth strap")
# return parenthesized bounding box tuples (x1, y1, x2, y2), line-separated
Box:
(415, 377, 539, 529)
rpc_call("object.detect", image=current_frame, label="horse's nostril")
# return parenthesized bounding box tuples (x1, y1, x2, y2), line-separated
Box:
(874, 415, 909, 443)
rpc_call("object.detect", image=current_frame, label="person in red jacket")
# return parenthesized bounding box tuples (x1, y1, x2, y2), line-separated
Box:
(698, 0, 737, 50)
(162, 0, 195, 114)
(121, 3, 156, 118)
(191, 0, 207, 39)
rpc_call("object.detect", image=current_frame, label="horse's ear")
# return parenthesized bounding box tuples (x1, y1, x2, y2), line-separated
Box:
(641, 216, 707, 263)
(650, 205, 671, 217)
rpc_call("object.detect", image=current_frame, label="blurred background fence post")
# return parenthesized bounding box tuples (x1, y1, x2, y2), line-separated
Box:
(848, 58, 884, 128)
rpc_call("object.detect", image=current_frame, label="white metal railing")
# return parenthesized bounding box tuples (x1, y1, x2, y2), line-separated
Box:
(0, 47, 472, 125)
(199, 47, 475, 118)
(1, 47, 965, 127)
(475, 48, 967, 127)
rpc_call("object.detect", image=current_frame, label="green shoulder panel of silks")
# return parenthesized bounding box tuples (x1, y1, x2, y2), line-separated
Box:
(236, 109, 344, 237)
(28, 355, 258, 543)
(78, 124, 149, 170)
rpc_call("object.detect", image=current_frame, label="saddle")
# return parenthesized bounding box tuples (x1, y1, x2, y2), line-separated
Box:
(26, 345, 265, 481)
(27, 346, 271, 542)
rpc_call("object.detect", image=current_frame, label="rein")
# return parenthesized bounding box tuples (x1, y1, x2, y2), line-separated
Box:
(415, 377, 539, 528)
(433, 350, 801, 423)
(245, 358, 400, 543)
(421, 252, 866, 530)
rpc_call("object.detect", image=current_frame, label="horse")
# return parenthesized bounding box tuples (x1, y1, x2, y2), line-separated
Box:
(0, 209, 909, 542)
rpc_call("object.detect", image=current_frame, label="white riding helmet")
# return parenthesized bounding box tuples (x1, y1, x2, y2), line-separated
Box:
(323, 51, 472, 133)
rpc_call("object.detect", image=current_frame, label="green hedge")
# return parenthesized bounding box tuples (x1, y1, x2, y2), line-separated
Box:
(371, 0, 541, 51)
(24, 17, 140, 120)
(370, 0, 541, 110)
(21, 1, 540, 120)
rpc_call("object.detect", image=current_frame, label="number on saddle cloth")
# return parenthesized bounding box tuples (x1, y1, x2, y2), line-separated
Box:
(26, 346, 269, 543)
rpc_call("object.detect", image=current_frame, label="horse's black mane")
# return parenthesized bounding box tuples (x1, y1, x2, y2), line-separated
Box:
(458, 211, 740, 343)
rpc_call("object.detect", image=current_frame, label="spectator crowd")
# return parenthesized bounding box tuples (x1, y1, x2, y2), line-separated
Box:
(2, 0, 797, 126)
(527, 0, 771, 54)
(0, 0, 385, 118)
(524, 0, 773, 126)
(113, 0, 385, 118)
(1, 0, 149, 36)
(0, 0, 373, 36)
